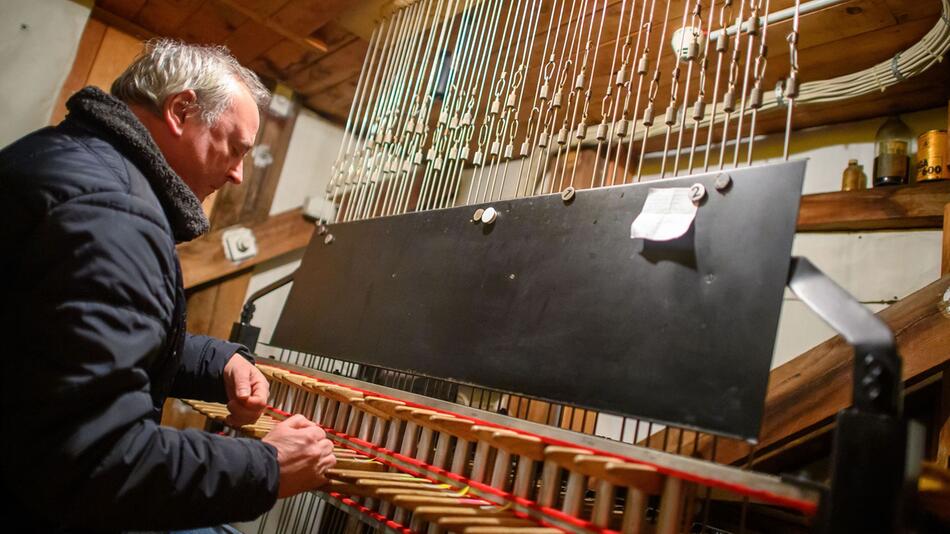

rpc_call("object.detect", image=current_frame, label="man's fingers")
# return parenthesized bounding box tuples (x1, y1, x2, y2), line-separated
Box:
(314, 439, 336, 476)
(281, 414, 314, 429)
(232, 367, 252, 399)
(226, 400, 262, 426)
(249, 369, 270, 401)
(227, 399, 259, 416)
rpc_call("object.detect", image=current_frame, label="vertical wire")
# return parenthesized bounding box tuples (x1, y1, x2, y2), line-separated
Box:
(461, 0, 510, 205)
(715, 0, 746, 171)
(492, 0, 545, 201)
(702, 1, 732, 172)
(518, 0, 572, 199)
(566, 0, 610, 190)
(486, 0, 540, 201)
(659, 0, 697, 178)
(361, 1, 426, 219)
(326, 24, 381, 214)
(549, 0, 593, 193)
(634, 0, 674, 181)
(428, 0, 482, 208)
(687, 0, 718, 174)
(444, 0, 501, 206)
(592, 0, 635, 188)
(612, 0, 655, 185)
(783, 0, 801, 160)
(348, 9, 408, 221)
(469, 0, 522, 202)
(373, 2, 432, 216)
(745, 0, 771, 165)
(672, 0, 705, 176)
(486, 0, 530, 201)
(730, 0, 761, 169)
(383, 0, 441, 216)
(339, 16, 398, 222)
(535, 0, 587, 193)
(414, 0, 466, 212)
(511, 0, 563, 200)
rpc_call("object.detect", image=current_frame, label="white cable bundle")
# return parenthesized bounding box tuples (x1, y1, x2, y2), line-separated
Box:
(796, 0, 950, 104)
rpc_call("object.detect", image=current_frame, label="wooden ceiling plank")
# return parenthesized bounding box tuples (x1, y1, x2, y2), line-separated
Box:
(134, 0, 207, 37)
(230, 0, 293, 18)
(177, 1, 249, 45)
(270, 0, 352, 40)
(96, 0, 148, 20)
(223, 20, 287, 66)
(882, 0, 941, 23)
(305, 74, 359, 123)
(212, 0, 329, 53)
(292, 38, 370, 95)
(91, 6, 159, 41)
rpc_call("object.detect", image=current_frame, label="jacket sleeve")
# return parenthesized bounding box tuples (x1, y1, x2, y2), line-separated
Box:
(3, 195, 279, 530)
(172, 334, 254, 403)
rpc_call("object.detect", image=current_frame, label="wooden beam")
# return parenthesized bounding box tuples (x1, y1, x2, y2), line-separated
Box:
(943, 202, 950, 275)
(211, 0, 328, 53)
(938, 368, 950, 469)
(178, 208, 315, 290)
(90, 6, 157, 41)
(712, 273, 950, 466)
(797, 181, 950, 232)
(937, 197, 950, 468)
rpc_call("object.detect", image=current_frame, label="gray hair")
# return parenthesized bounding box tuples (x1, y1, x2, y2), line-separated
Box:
(112, 38, 270, 124)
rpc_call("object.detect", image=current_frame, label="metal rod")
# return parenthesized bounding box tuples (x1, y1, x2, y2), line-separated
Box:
(709, 0, 847, 40)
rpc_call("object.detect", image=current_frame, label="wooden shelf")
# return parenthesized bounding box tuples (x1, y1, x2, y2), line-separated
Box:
(797, 180, 950, 232)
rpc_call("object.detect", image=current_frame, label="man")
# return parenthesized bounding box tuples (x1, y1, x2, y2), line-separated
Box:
(0, 39, 335, 531)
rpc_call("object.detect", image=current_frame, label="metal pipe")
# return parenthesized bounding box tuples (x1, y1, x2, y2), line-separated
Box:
(708, 0, 847, 40)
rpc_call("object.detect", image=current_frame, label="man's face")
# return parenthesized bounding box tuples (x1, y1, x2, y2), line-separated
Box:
(170, 85, 260, 201)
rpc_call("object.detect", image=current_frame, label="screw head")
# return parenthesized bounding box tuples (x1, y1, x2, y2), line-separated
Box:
(472, 208, 485, 223)
(324, 233, 334, 245)
(481, 206, 498, 224)
(689, 183, 707, 202)
(714, 173, 732, 191)
(561, 186, 576, 202)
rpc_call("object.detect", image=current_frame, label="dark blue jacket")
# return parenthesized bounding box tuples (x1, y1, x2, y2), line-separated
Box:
(0, 87, 279, 531)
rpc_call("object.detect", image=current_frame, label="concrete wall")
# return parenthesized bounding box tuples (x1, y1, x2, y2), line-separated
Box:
(0, 0, 89, 146)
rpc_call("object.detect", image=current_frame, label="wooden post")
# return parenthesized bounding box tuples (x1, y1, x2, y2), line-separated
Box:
(938, 97, 949, 468)
(938, 202, 950, 468)
(943, 203, 950, 276)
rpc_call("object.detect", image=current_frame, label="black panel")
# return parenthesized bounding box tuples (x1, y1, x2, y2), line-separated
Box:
(273, 161, 806, 440)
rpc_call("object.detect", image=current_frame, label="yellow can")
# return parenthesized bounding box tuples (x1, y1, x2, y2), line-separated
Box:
(916, 129, 950, 182)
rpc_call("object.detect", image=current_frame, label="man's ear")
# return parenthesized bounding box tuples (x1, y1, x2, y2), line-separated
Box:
(162, 90, 198, 138)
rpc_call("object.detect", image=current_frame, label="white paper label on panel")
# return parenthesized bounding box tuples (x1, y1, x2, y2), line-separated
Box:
(630, 187, 697, 241)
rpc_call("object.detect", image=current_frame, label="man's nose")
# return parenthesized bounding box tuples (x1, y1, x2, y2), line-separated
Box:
(229, 158, 244, 185)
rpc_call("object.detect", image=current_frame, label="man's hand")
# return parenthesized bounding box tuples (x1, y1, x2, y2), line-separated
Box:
(223, 354, 270, 427)
(263, 415, 336, 498)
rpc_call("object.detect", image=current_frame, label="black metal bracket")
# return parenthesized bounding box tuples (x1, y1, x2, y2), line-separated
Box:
(228, 271, 297, 348)
(787, 257, 901, 416)
(787, 257, 908, 533)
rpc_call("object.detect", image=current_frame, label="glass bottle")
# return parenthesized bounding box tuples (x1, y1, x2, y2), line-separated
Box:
(872, 116, 913, 186)
(841, 159, 865, 191)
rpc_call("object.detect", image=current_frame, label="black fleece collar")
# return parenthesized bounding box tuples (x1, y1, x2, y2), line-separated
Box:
(65, 86, 210, 242)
